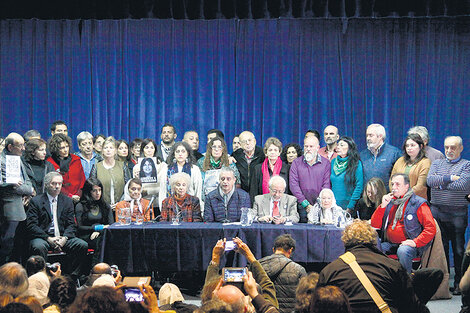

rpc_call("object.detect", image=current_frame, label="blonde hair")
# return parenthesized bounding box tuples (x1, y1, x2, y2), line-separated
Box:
(341, 219, 377, 248)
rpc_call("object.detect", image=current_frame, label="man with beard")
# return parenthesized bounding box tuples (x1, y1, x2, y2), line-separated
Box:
(318, 125, 339, 161)
(289, 135, 331, 223)
(156, 123, 177, 162)
(359, 123, 401, 188)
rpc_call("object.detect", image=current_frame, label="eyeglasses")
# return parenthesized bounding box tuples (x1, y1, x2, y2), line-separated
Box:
(212, 145, 223, 150)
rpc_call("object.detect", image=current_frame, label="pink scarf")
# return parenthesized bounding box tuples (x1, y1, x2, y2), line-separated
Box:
(261, 157, 283, 194)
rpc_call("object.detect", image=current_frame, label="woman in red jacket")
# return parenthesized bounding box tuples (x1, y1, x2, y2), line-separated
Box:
(47, 133, 86, 202)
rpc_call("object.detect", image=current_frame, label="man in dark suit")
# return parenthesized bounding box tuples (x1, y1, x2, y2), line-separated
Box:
(253, 176, 299, 224)
(156, 123, 177, 162)
(26, 172, 88, 279)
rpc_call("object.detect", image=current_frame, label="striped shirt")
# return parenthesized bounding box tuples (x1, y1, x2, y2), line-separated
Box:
(427, 157, 470, 208)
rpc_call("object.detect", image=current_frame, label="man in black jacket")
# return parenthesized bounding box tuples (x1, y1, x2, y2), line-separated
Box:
(232, 131, 264, 192)
(259, 234, 306, 313)
(26, 172, 88, 279)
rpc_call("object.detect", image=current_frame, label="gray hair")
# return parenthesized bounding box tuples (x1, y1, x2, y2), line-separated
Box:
(169, 172, 191, 193)
(219, 166, 235, 178)
(367, 124, 386, 140)
(44, 172, 63, 187)
(0, 262, 29, 297)
(268, 175, 286, 190)
(76, 131, 93, 145)
(408, 126, 430, 144)
(445, 136, 463, 147)
(318, 188, 337, 208)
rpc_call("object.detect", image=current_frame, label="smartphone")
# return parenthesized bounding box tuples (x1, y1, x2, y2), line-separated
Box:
(123, 287, 144, 302)
(225, 240, 236, 251)
(222, 267, 247, 283)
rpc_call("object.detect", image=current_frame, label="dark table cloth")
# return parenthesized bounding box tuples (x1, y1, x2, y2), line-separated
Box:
(100, 222, 345, 274)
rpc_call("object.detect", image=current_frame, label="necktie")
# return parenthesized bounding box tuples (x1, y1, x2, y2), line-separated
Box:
(51, 198, 60, 237)
(272, 201, 280, 217)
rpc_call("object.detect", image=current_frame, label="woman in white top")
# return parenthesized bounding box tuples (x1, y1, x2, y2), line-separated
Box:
(158, 142, 202, 208)
(308, 188, 344, 225)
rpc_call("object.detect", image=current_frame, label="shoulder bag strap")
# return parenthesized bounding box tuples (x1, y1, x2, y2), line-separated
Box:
(339, 252, 392, 313)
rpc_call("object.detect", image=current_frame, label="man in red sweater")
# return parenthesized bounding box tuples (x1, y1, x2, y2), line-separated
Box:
(371, 173, 436, 273)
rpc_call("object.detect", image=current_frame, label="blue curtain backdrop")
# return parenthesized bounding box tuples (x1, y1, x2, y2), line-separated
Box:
(0, 17, 469, 156)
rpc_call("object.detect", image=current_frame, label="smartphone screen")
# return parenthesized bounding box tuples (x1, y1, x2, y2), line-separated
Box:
(124, 287, 144, 302)
(223, 267, 247, 282)
(225, 240, 236, 251)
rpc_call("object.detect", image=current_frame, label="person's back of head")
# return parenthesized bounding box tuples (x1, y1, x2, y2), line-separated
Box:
(25, 256, 46, 277)
(69, 286, 130, 313)
(158, 283, 184, 306)
(47, 276, 76, 312)
(0, 263, 28, 298)
(0, 303, 33, 313)
(197, 298, 235, 313)
(295, 272, 319, 313)
(273, 234, 296, 255)
(308, 286, 352, 313)
(13, 297, 42, 313)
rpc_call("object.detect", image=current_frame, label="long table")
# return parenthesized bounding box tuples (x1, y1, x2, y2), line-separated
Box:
(100, 222, 345, 274)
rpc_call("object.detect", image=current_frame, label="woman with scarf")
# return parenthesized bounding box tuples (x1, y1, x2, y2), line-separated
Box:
(308, 188, 344, 224)
(47, 134, 86, 202)
(23, 138, 55, 195)
(197, 137, 240, 201)
(330, 136, 364, 214)
(160, 172, 202, 222)
(249, 137, 290, 203)
(158, 142, 202, 208)
(115, 178, 155, 222)
(90, 136, 131, 208)
(75, 178, 113, 260)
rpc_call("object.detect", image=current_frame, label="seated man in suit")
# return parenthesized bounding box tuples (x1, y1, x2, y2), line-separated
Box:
(253, 176, 299, 224)
(26, 172, 88, 280)
(204, 167, 251, 222)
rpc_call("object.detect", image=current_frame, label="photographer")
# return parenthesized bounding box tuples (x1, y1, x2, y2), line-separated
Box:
(25, 256, 61, 306)
(77, 263, 122, 296)
(202, 237, 278, 313)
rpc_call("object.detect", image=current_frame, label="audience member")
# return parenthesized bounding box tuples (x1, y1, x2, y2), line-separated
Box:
(23, 138, 55, 195)
(158, 142, 202, 208)
(161, 172, 202, 222)
(390, 134, 431, 199)
(26, 172, 88, 280)
(115, 178, 155, 223)
(183, 130, 203, 161)
(116, 140, 134, 171)
(44, 276, 76, 313)
(317, 220, 436, 313)
(371, 173, 436, 273)
(231, 135, 241, 154)
(129, 138, 143, 166)
(293, 272, 319, 313)
(232, 131, 264, 192)
(304, 130, 320, 141)
(408, 126, 444, 162)
(50, 121, 68, 137)
(47, 134, 86, 202)
(197, 137, 240, 201)
(0, 133, 34, 264)
(204, 167, 251, 222)
(427, 135, 470, 294)
(90, 136, 131, 207)
(158, 283, 199, 313)
(76, 131, 103, 179)
(289, 135, 331, 223)
(23, 130, 41, 143)
(93, 134, 106, 156)
(318, 125, 339, 161)
(353, 177, 387, 220)
(157, 123, 177, 162)
(253, 176, 299, 224)
(207, 129, 224, 143)
(13, 296, 42, 313)
(75, 178, 113, 261)
(0, 262, 29, 297)
(0, 291, 13, 308)
(25, 255, 59, 306)
(280, 143, 302, 165)
(68, 286, 130, 313)
(308, 189, 344, 225)
(259, 234, 306, 313)
(330, 136, 363, 213)
(77, 263, 121, 295)
(249, 137, 290, 203)
(360, 123, 401, 187)
(0, 303, 33, 313)
(308, 286, 352, 313)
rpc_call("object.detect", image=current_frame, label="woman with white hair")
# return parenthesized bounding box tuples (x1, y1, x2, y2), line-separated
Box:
(308, 189, 344, 225)
(160, 172, 202, 222)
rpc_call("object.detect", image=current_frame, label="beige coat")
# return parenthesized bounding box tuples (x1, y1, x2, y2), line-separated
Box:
(390, 157, 431, 199)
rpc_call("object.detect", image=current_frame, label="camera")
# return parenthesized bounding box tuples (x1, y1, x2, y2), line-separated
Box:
(123, 287, 143, 302)
(111, 265, 119, 278)
(46, 262, 60, 272)
(222, 267, 247, 282)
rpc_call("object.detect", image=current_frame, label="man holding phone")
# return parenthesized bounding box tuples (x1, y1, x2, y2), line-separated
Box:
(371, 173, 436, 273)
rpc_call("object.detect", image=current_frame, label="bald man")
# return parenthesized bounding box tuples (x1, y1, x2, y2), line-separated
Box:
(232, 131, 265, 192)
(318, 125, 339, 161)
(0, 133, 34, 264)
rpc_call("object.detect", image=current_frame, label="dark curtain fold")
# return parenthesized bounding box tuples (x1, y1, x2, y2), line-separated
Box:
(0, 17, 469, 158)
(1, 1, 470, 19)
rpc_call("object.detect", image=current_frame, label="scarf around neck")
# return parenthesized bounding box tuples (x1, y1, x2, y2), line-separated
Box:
(391, 188, 414, 230)
(333, 156, 348, 176)
(261, 157, 283, 194)
(209, 156, 222, 169)
(52, 154, 72, 173)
